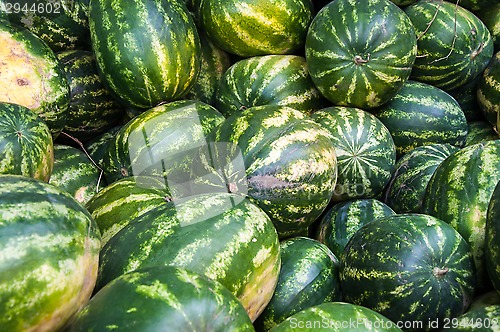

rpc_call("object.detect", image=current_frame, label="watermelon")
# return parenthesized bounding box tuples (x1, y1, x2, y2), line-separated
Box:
(465, 121, 498, 146)
(486, 180, 500, 294)
(96, 192, 280, 321)
(422, 140, 500, 292)
(49, 144, 101, 205)
(67, 266, 254, 331)
(85, 175, 173, 246)
(443, 305, 500, 331)
(448, 75, 484, 122)
(197, 0, 314, 56)
(0, 102, 54, 181)
(0, 19, 69, 137)
(311, 106, 396, 201)
(254, 237, 341, 331)
(476, 3, 500, 53)
(185, 30, 232, 106)
(210, 105, 338, 238)
(269, 302, 403, 332)
(457, 0, 498, 13)
(477, 51, 500, 127)
(470, 290, 500, 310)
(215, 55, 328, 117)
(0, 0, 91, 52)
(315, 198, 396, 258)
(56, 50, 125, 141)
(0, 174, 101, 331)
(383, 143, 459, 213)
(340, 213, 476, 329)
(372, 80, 468, 156)
(404, 0, 494, 91)
(102, 99, 225, 184)
(305, 0, 417, 109)
(88, 0, 201, 109)
(82, 125, 122, 171)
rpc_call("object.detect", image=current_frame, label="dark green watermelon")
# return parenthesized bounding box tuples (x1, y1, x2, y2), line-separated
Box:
(486, 180, 500, 294)
(477, 51, 500, 127)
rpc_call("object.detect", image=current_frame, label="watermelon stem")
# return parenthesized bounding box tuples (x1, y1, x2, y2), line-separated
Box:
(354, 54, 370, 65)
(432, 266, 449, 277)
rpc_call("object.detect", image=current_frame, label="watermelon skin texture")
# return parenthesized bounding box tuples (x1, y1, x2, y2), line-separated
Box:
(197, 0, 314, 57)
(404, 0, 494, 92)
(476, 4, 500, 53)
(315, 198, 396, 258)
(89, 0, 201, 109)
(96, 192, 280, 321)
(383, 143, 459, 213)
(340, 213, 476, 330)
(68, 266, 255, 331)
(444, 305, 500, 331)
(254, 237, 341, 331)
(422, 140, 500, 292)
(0, 20, 70, 137)
(486, 181, 500, 294)
(373, 80, 468, 157)
(477, 51, 500, 127)
(215, 55, 328, 117)
(305, 0, 417, 109)
(311, 106, 396, 201)
(465, 121, 498, 147)
(270, 302, 403, 332)
(0, 102, 54, 181)
(210, 105, 338, 239)
(0, 175, 101, 332)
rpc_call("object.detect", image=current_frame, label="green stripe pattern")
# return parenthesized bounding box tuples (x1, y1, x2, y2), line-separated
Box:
(49, 144, 101, 205)
(404, 0, 494, 91)
(97, 192, 280, 321)
(446, 305, 500, 331)
(68, 266, 255, 331)
(197, 0, 314, 56)
(0, 102, 54, 181)
(0, 175, 101, 332)
(89, 0, 201, 108)
(315, 198, 396, 258)
(210, 105, 338, 238)
(305, 0, 417, 109)
(477, 51, 500, 127)
(422, 140, 500, 291)
(56, 50, 124, 141)
(465, 121, 498, 147)
(476, 4, 500, 53)
(383, 143, 459, 213)
(373, 80, 468, 157)
(85, 176, 173, 246)
(340, 213, 476, 328)
(255, 237, 341, 332)
(270, 302, 403, 332)
(486, 181, 500, 294)
(215, 55, 328, 117)
(311, 106, 396, 201)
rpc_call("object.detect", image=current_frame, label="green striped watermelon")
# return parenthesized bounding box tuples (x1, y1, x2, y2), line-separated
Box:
(422, 140, 500, 292)
(476, 3, 500, 53)
(0, 0, 91, 52)
(311, 106, 396, 201)
(185, 30, 232, 106)
(56, 50, 125, 141)
(0, 174, 101, 331)
(96, 192, 280, 321)
(254, 237, 341, 331)
(0, 102, 54, 181)
(0, 19, 70, 137)
(465, 121, 498, 146)
(269, 302, 402, 332)
(486, 180, 500, 294)
(49, 144, 101, 205)
(210, 105, 338, 238)
(404, 0, 494, 91)
(215, 55, 328, 117)
(85, 175, 173, 246)
(83, 125, 122, 171)
(372, 80, 468, 157)
(88, 0, 201, 109)
(477, 51, 500, 127)
(444, 305, 500, 331)
(457, 0, 497, 12)
(383, 143, 459, 213)
(448, 75, 484, 122)
(305, 0, 417, 109)
(197, 0, 314, 56)
(315, 198, 396, 258)
(68, 266, 254, 331)
(340, 213, 476, 329)
(102, 99, 225, 184)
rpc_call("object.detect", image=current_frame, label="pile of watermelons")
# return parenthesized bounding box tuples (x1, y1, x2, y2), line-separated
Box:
(0, 0, 499, 330)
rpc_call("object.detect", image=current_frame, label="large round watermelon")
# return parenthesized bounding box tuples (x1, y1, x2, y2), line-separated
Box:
(0, 175, 101, 331)
(477, 51, 500, 127)
(305, 0, 417, 109)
